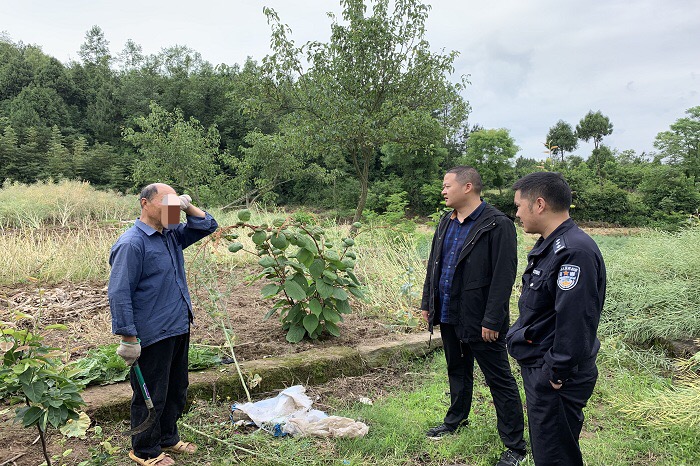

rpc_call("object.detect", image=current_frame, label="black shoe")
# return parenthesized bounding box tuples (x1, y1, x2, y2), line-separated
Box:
(426, 423, 456, 439)
(495, 449, 526, 466)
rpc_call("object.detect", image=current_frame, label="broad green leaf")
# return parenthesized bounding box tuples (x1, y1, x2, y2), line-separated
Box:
(24, 380, 48, 403)
(322, 307, 341, 323)
(263, 307, 277, 320)
(309, 259, 325, 279)
(324, 250, 340, 262)
(325, 321, 340, 337)
(308, 299, 322, 316)
(349, 286, 365, 299)
(286, 325, 306, 343)
(270, 232, 289, 250)
(22, 406, 43, 427)
(322, 270, 338, 281)
(346, 271, 361, 286)
(332, 288, 348, 300)
(303, 314, 319, 335)
(261, 284, 280, 298)
(284, 281, 306, 301)
(287, 303, 303, 323)
(336, 298, 351, 314)
(252, 230, 267, 245)
(39, 410, 48, 431)
(47, 406, 64, 428)
(296, 248, 313, 266)
(258, 256, 277, 268)
(291, 273, 308, 291)
(315, 280, 333, 299)
(237, 209, 252, 221)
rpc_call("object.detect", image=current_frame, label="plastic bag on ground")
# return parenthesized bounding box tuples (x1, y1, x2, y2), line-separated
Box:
(231, 385, 368, 438)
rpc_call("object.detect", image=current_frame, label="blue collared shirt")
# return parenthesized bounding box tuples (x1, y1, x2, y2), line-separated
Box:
(108, 213, 218, 347)
(438, 202, 485, 323)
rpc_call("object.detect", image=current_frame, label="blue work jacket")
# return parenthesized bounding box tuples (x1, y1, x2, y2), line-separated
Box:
(108, 213, 218, 347)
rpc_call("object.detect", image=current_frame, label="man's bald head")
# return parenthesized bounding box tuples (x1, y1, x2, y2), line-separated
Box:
(138, 183, 175, 208)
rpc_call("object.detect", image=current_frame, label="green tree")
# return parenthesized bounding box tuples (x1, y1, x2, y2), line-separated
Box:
(123, 102, 222, 204)
(546, 120, 578, 163)
(8, 84, 71, 131)
(253, 0, 468, 222)
(462, 128, 518, 193)
(0, 123, 20, 181)
(45, 125, 73, 179)
(654, 106, 700, 180)
(78, 25, 111, 68)
(576, 110, 613, 150)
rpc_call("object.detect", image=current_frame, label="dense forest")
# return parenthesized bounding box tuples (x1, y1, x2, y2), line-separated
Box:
(0, 0, 698, 227)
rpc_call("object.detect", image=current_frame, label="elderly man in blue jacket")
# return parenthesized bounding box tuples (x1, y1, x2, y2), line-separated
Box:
(108, 183, 217, 466)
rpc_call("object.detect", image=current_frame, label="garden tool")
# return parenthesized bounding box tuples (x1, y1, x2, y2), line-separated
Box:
(124, 360, 157, 436)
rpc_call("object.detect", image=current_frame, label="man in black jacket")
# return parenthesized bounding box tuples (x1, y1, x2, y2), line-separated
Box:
(421, 166, 526, 466)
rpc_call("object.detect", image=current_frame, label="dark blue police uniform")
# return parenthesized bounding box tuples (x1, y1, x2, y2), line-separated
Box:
(506, 218, 606, 466)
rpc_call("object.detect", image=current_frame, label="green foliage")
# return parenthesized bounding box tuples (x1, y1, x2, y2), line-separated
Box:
(573, 180, 632, 224)
(66, 345, 129, 386)
(576, 110, 613, 149)
(461, 128, 518, 193)
(0, 312, 86, 465)
(255, 0, 468, 222)
(76, 425, 120, 466)
(654, 105, 700, 179)
(123, 102, 224, 205)
(67, 344, 222, 386)
(227, 212, 365, 342)
(546, 120, 578, 162)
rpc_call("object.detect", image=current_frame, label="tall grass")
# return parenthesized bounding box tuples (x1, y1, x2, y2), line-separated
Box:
(0, 227, 121, 284)
(0, 179, 138, 229)
(599, 228, 700, 343)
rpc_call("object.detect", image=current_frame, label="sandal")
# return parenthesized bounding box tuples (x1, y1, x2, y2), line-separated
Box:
(128, 451, 174, 465)
(163, 440, 197, 454)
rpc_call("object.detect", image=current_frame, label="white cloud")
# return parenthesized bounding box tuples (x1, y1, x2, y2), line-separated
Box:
(1, 0, 698, 158)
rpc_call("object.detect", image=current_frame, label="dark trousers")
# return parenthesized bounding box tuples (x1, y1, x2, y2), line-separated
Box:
(521, 362, 598, 466)
(441, 323, 526, 452)
(131, 333, 190, 459)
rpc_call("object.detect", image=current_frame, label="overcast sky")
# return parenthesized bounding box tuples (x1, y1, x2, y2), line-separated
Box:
(2, 0, 698, 159)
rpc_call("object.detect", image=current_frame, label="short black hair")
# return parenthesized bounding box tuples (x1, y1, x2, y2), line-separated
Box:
(446, 165, 483, 194)
(138, 184, 159, 207)
(512, 172, 572, 213)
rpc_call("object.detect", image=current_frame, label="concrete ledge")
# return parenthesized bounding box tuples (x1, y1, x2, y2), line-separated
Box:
(85, 331, 443, 422)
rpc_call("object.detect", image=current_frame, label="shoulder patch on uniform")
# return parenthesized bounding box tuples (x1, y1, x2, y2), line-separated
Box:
(557, 264, 580, 290)
(553, 236, 567, 254)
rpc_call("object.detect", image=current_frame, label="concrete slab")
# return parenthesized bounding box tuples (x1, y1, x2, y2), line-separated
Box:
(84, 331, 443, 421)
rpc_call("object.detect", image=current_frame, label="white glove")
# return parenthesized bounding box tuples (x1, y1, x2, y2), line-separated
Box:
(179, 194, 192, 211)
(116, 340, 141, 366)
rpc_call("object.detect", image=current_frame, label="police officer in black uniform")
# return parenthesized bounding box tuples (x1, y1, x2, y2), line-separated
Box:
(506, 172, 606, 466)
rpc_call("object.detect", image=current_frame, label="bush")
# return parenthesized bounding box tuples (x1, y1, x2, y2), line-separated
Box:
(226, 210, 365, 343)
(573, 181, 631, 224)
(482, 190, 515, 217)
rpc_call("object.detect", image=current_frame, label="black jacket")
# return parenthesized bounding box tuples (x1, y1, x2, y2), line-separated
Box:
(421, 203, 518, 342)
(506, 218, 606, 383)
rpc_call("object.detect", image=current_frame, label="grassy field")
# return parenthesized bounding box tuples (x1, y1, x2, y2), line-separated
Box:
(1, 181, 699, 465)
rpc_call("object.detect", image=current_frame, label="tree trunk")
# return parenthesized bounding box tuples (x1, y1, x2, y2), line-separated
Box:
(352, 148, 372, 224)
(38, 426, 51, 466)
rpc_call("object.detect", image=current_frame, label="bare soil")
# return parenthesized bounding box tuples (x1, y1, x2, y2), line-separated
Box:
(0, 267, 418, 465)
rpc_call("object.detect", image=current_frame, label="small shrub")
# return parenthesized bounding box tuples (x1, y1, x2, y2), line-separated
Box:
(226, 210, 365, 343)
